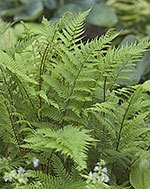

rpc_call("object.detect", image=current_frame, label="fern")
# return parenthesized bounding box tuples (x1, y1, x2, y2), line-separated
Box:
(87, 82, 150, 182)
(17, 155, 86, 189)
(42, 29, 119, 126)
(21, 126, 94, 169)
(0, 9, 149, 189)
(59, 9, 90, 49)
(14, 25, 38, 55)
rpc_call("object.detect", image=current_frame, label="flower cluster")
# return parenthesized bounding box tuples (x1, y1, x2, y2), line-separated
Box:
(84, 160, 110, 186)
(3, 158, 39, 184)
(101, 167, 110, 183)
(3, 167, 27, 184)
(91, 165, 110, 183)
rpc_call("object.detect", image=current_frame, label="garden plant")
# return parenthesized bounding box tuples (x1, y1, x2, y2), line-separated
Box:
(0, 10, 150, 189)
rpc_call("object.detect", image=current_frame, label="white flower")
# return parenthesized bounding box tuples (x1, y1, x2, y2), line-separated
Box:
(3, 176, 9, 182)
(102, 167, 108, 174)
(93, 165, 99, 172)
(91, 172, 98, 180)
(17, 166, 25, 174)
(101, 173, 110, 183)
(33, 159, 39, 168)
(89, 171, 98, 180)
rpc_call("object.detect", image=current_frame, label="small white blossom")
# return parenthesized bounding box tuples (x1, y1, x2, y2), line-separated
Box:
(93, 165, 99, 172)
(33, 159, 39, 168)
(3, 176, 9, 182)
(102, 167, 108, 174)
(101, 173, 110, 183)
(91, 172, 98, 180)
(17, 166, 25, 174)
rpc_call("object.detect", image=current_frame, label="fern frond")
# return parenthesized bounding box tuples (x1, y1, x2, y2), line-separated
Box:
(103, 40, 150, 88)
(59, 9, 90, 48)
(0, 50, 38, 85)
(14, 28, 38, 54)
(87, 83, 150, 174)
(22, 126, 94, 169)
(20, 169, 86, 189)
(42, 28, 119, 125)
(51, 154, 71, 181)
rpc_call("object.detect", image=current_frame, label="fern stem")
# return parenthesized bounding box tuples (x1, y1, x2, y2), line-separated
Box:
(38, 29, 57, 119)
(0, 68, 13, 103)
(39, 44, 49, 90)
(10, 72, 40, 121)
(0, 66, 21, 152)
(38, 43, 50, 112)
(60, 63, 84, 127)
(13, 74, 35, 108)
(5, 101, 21, 150)
(115, 92, 135, 151)
(103, 76, 107, 102)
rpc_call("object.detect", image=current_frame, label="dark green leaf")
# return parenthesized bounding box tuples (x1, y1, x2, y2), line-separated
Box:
(14, 0, 43, 21)
(87, 3, 118, 27)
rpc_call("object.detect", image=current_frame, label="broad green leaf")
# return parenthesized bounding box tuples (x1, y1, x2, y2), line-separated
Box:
(14, 0, 43, 21)
(0, 6, 23, 17)
(54, 3, 82, 17)
(87, 3, 118, 27)
(44, 0, 58, 10)
(75, 0, 97, 9)
(130, 157, 150, 189)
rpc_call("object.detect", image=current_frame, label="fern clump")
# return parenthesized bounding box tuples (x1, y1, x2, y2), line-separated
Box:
(0, 10, 149, 189)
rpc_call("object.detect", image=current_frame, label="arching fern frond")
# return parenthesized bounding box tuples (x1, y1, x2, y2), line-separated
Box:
(14, 26, 38, 55)
(103, 40, 150, 88)
(0, 50, 38, 85)
(20, 170, 86, 189)
(59, 9, 90, 49)
(21, 126, 94, 169)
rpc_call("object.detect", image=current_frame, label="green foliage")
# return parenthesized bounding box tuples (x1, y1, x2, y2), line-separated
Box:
(1, 0, 149, 85)
(86, 3, 118, 27)
(106, 0, 150, 85)
(118, 35, 150, 85)
(130, 152, 150, 189)
(0, 9, 149, 188)
(0, 0, 118, 27)
(22, 126, 94, 169)
(0, 0, 43, 21)
(108, 0, 150, 29)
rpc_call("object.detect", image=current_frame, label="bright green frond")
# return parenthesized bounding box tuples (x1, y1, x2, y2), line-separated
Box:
(22, 126, 94, 169)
